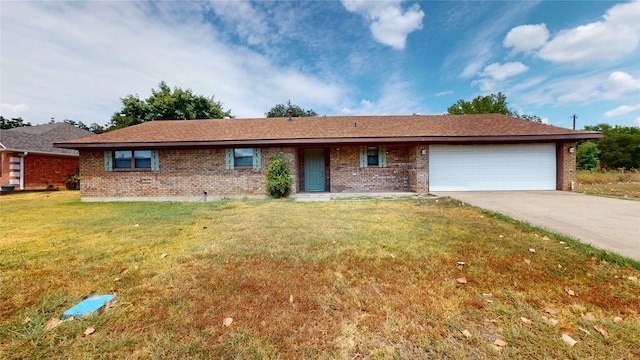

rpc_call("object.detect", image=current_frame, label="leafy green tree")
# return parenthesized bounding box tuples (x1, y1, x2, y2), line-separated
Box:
(107, 81, 231, 130)
(584, 124, 640, 170)
(266, 100, 318, 118)
(576, 141, 600, 170)
(0, 116, 31, 129)
(446, 92, 542, 123)
(265, 153, 293, 198)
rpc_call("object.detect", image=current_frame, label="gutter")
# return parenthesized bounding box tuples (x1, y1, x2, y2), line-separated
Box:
(55, 133, 603, 150)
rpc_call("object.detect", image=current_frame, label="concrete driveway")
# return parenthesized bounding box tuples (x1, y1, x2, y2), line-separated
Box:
(436, 191, 640, 261)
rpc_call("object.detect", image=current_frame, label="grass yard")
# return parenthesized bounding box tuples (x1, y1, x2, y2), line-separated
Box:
(1, 191, 639, 359)
(576, 169, 640, 200)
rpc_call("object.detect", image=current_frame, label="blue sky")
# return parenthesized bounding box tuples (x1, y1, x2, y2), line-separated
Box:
(1, 0, 639, 129)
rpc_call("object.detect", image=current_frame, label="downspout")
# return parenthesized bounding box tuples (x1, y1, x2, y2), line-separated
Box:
(19, 151, 28, 190)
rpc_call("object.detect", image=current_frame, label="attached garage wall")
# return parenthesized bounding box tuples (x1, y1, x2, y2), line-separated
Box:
(429, 144, 557, 191)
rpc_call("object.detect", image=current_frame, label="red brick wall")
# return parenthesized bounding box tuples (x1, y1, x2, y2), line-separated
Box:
(80, 148, 298, 198)
(329, 145, 414, 192)
(558, 142, 577, 191)
(0, 152, 78, 188)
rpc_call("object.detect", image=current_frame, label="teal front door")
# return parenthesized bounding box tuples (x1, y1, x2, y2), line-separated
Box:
(304, 149, 325, 192)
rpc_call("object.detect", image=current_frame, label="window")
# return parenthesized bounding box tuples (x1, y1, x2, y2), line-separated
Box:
(367, 147, 379, 166)
(110, 150, 155, 170)
(234, 148, 254, 167)
(359, 146, 387, 168)
(225, 148, 261, 169)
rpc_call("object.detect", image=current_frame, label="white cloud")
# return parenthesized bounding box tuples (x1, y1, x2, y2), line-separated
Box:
(341, 0, 424, 50)
(538, 0, 640, 64)
(0, 2, 346, 124)
(1, 103, 30, 117)
(434, 90, 453, 97)
(556, 71, 640, 104)
(471, 62, 529, 92)
(636, 117, 640, 127)
(504, 24, 549, 54)
(339, 75, 426, 115)
(605, 104, 640, 118)
(480, 62, 529, 81)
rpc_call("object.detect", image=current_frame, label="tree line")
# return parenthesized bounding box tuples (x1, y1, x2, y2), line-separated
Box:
(2, 83, 637, 170)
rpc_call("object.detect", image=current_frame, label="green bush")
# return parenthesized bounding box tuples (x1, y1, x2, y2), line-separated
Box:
(265, 154, 292, 198)
(63, 174, 80, 190)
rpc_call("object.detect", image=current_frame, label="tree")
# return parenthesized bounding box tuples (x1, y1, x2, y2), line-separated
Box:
(446, 92, 542, 123)
(63, 119, 105, 134)
(0, 116, 31, 129)
(107, 81, 231, 130)
(584, 124, 640, 170)
(576, 141, 600, 170)
(265, 100, 318, 118)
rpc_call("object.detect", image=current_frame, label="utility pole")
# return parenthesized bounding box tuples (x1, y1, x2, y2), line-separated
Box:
(571, 114, 577, 130)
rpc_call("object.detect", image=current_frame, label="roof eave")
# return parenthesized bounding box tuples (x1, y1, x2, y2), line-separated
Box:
(55, 133, 602, 150)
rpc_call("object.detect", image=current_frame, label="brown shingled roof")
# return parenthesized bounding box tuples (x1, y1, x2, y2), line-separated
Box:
(55, 114, 601, 149)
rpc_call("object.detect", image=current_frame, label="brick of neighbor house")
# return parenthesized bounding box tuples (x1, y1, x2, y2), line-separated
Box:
(79, 147, 298, 200)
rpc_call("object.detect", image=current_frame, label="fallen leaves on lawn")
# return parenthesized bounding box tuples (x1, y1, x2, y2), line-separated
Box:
(529, 248, 536, 253)
(352, 355, 364, 360)
(44, 317, 71, 331)
(160, 253, 168, 259)
(559, 327, 574, 335)
(22, 317, 31, 324)
(289, 294, 294, 304)
(544, 307, 558, 315)
(120, 268, 129, 275)
(581, 312, 596, 321)
(561, 333, 577, 347)
(565, 288, 576, 296)
(627, 276, 638, 282)
(578, 327, 591, 335)
(613, 316, 625, 323)
(542, 236, 550, 241)
(593, 325, 607, 337)
(520, 317, 533, 324)
(457, 261, 465, 270)
(524, 259, 531, 264)
(541, 316, 559, 326)
(113, 277, 121, 282)
(462, 329, 472, 338)
(223, 317, 233, 327)
(456, 277, 467, 284)
(494, 339, 507, 347)
(82, 325, 96, 337)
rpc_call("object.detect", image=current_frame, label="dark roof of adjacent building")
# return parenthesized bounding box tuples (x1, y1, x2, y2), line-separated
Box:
(1, 123, 94, 156)
(56, 114, 602, 150)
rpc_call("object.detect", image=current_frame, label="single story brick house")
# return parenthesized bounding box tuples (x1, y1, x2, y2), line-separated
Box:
(1, 123, 93, 190)
(55, 114, 601, 201)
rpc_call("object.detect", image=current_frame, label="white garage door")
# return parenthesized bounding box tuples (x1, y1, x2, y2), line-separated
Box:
(429, 144, 556, 191)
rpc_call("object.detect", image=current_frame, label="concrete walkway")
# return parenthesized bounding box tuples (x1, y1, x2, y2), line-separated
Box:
(436, 191, 640, 261)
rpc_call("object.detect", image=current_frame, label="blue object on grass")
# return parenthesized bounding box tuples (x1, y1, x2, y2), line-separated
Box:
(61, 294, 116, 319)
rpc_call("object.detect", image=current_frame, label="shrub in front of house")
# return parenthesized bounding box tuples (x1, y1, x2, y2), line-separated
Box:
(265, 153, 292, 198)
(63, 174, 80, 190)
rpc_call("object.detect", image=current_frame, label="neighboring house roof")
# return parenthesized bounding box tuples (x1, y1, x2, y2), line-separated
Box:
(1, 123, 94, 156)
(56, 114, 602, 150)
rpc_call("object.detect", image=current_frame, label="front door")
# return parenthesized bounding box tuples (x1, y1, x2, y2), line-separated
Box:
(304, 149, 325, 192)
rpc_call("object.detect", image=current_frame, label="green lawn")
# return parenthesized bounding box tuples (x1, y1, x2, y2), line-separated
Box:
(1, 191, 639, 359)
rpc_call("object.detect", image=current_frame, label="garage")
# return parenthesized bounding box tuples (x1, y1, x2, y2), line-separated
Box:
(429, 144, 557, 191)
